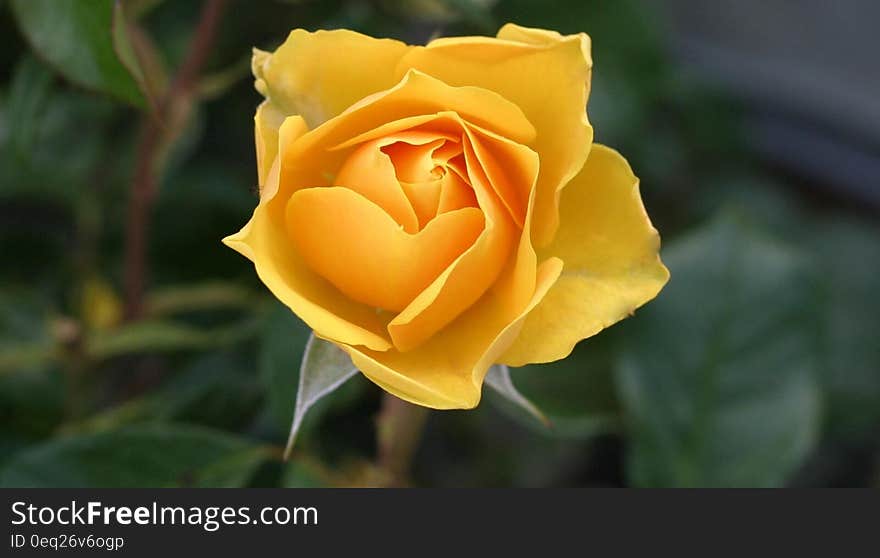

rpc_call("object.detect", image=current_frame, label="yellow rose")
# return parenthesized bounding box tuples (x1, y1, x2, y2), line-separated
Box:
(224, 24, 669, 409)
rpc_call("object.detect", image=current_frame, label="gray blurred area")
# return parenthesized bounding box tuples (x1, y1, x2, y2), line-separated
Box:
(658, 0, 880, 206)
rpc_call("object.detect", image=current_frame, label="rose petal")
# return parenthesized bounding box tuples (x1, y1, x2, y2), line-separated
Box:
(386, 125, 529, 351)
(462, 121, 536, 230)
(437, 169, 476, 214)
(286, 186, 484, 313)
(224, 114, 394, 352)
(223, 202, 394, 351)
(500, 144, 670, 366)
(331, 113, 460, 152)
(342, 257, 563, 409)
(396, 24, 593, 246)
(253, 29, 411, 127)
(334, 140, 420, 233)
(386, 114, 543, 352)
(260, 114, 308, 202)
(381, 136, 445, 183)
(335, 129, 464, 233)
(254, 100, 289, 187)
(271, 72, 536, 217)
(286, 70, 535, 167)
(496, 24, 566, 46)
(399, 180, 442, 227)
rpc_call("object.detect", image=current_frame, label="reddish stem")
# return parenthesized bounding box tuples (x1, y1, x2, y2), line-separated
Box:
(123, 0, 228, 320)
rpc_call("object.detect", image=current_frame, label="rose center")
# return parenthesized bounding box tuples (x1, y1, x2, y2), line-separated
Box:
(349, 134, 479, 232)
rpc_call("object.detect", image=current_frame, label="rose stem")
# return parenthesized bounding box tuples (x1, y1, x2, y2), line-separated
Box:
(376, 393, 431, 487)
(123, 0, 228, 320)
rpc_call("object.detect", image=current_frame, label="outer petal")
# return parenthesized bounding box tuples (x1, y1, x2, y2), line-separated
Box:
(496, 23, 567, 47)
(224, 115, 394, 352)
(223, 203, 394, 352)
(255, 109, 307, 200)
(500, 144, 670, 366)
(254, 100, 287, 186)
(396, 24, 593, 247)
(253, 30, 411, 127)
(342, 257, 563, 409)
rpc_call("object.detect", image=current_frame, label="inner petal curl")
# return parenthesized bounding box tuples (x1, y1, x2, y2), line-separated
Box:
(286, 186, 485, 312)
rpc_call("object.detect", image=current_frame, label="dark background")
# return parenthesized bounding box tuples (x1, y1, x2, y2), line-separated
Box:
(1, 0, 878, 487)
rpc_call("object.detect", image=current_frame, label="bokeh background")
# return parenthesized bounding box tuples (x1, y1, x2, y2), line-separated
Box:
(1, 0, 878, 487)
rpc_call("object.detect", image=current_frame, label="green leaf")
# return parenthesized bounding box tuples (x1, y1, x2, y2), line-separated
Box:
(502, 334, 621, 439)
(0, 344, 58, 377)
(259, 303, 364, 447)
(284, 333, 359, 457)
(86, 317, 260, 359)
(197, 447, 270, 488)
(616, 215, 822, 487)
(812, 219, 880, 440)
(61, 352, 262, 435)
(0, 425, 264, 487)
(0, 293, 64, 458)
(156, 352, 263, 429)
(3, 56, 53, 160)
(125, 0, 167, 20)
(259, 304, 312, 430)
(196, 54, 251, 100)
(484, 365, 549, 428)
(10, 0, 145, 105)
(282, 459, 328, 488)
(0, 370, 65, 467)
(1, 58, 118, 208)
(145, 281, 261, 317)
(0, 290, 58, 376)
(112, 0, 156, 108)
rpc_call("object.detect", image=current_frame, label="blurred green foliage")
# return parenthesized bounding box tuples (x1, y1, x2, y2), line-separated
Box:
(9, 0, 147, 106)
(0, 0, 878, 487)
